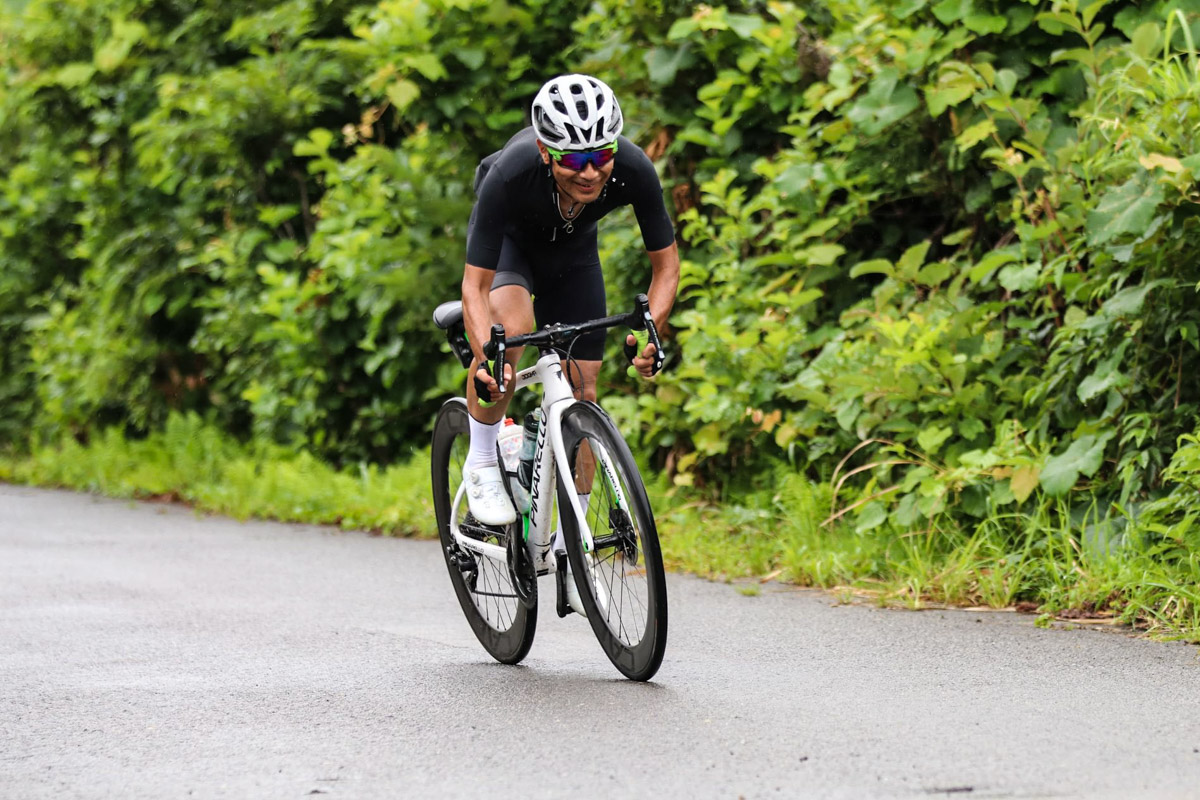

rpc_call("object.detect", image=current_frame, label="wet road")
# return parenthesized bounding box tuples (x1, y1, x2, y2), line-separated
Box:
(3, 484, 1200, 799)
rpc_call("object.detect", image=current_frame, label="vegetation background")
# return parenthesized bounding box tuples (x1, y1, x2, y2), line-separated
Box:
(3, 0, 1199, 638)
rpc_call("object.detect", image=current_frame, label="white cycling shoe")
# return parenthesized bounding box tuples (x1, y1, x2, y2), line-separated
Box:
(462, 463, 517, 526)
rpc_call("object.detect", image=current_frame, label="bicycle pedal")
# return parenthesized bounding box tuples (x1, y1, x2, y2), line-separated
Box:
(554, 550, 574, 619)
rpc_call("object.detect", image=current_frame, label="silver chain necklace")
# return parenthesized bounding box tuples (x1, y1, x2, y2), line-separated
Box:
(553, 190, 579, 234)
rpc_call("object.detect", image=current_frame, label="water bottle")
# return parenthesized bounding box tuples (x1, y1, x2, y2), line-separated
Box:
(497, 418, 522, 474)
(497, 418, 531, 514)
(518, 410, 541, 491)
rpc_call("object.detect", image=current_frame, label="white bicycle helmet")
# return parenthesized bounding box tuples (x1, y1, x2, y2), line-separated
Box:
(531, 74, 623, 150)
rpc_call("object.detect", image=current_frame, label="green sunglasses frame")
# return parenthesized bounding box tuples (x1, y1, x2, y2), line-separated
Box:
(545, 141, 619, 171)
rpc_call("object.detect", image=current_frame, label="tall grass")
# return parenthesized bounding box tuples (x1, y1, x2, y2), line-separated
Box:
(656, 472, 1200, 642)
(0, 412, 435, 536)
(4, 413, 1196, 642)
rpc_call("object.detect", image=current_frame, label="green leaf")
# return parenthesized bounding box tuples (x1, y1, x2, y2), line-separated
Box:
(1081, 0, 1109, 29)
(855, 501, 888, 533)
(1051, 47, 1096, 68)
(960, 484, 989, 517)
(95, 19, 149, 73)
(726, 13, 764, 38)
(995, 68, 1018, 96)
(917, 261, 953, 287)
(792, 288, 824, 308)
(802, 244, 845, 266)
(849, 259, 894, 279)
(49, 63, 96, 88)
(893, 0, 928, 20)
(942, 227, 973, 246)
(932, 0, 973, 24)
(1131, 22, 1160, 57)
(1006, 6, 1037, 35)
(846, 70, 920, 136)
(693, 423, 729, 455)
(963, 14, 1007, 34)
(1077, 358, 1127, 403)
(387, 79, 421, 111)
(998, 262, 1041, 292)
(1040, 434, 1112, 496)
(917, 424, 953, 454)
(294, 128, 334, 157)
(835, 399, 859, 431)
(1101, 283, 1159, 318)
(645, 45, 696, 86)
(956, 118, 996, 151)
(454, 48, 486, 70)
(142, 291, 165, 316)
(925, 84, 974, 117)
(1036, 11, 1080, 35)
(405, 53, 446, 81)
(896, 241, 931, 280)
(667, 17, 699, 40)
(968, 250, 1018, 283)
(1086, 171, 1165, 245)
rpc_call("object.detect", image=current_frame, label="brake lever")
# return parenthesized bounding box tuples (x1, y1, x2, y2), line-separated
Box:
(633, 293, 665, 375)
(488, 324, 507, 395)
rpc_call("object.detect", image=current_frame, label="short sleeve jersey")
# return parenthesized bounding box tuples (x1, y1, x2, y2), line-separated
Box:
(466, 127, 675, 270)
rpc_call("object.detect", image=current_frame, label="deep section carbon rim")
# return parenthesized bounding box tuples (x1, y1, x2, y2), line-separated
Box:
(558, 402, 667, 681)
(431, 398, 536, 664)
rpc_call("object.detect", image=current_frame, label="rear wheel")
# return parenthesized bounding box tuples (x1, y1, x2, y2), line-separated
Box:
(557, 401, 667, 681)
(431, 398, 536, 664)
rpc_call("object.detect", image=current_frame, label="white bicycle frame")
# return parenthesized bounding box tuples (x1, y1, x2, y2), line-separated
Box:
(448, 348, 630, 573)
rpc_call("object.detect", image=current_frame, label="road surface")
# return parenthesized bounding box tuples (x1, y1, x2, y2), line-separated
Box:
(3, 484, 1199, 798)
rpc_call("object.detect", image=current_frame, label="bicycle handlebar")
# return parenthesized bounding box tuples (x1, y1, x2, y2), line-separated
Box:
(482, 293, 664, 395)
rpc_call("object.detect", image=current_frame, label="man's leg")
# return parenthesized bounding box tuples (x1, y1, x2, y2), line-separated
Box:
(462, 283, 534, 525)
(562, 359, 602, 496)
(465, 283, 535, 426)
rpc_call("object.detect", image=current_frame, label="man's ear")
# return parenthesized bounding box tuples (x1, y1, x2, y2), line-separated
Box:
(535, 140, 550, 165)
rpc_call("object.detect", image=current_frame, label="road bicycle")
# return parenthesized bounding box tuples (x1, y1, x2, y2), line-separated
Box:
(430, 294, 668, 681)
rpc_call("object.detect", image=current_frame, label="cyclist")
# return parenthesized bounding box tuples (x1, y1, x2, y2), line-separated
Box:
(460, 74, 680, 529)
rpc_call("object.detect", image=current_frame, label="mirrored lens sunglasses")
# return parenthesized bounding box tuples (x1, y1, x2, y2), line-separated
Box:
(546, 142, 618, 171)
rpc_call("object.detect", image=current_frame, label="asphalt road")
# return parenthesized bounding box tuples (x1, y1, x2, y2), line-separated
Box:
(3, 483, 1200, 799)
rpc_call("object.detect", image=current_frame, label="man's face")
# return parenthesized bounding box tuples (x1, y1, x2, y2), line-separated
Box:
(538, 141, 616, 205)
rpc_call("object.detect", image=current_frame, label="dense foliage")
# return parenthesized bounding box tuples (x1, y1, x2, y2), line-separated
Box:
(3, 0, 1200, 626)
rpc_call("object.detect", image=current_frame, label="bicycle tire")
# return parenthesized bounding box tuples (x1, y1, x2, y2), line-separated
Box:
(557, 401, 667, 681)
(431, 398, 537, 664)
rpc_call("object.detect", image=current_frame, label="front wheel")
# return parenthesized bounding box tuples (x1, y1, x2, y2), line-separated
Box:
(431, 398, 536, 664)
(557, 401, 667, 681)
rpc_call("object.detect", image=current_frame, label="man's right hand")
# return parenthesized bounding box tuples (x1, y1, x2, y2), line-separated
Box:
(474, 362, 513, 406)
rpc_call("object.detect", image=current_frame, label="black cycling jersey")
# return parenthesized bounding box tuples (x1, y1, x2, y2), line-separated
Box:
(466, 127, 675, 270)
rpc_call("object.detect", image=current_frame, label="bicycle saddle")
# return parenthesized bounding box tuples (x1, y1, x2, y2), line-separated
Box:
(433, 301, 464, 330)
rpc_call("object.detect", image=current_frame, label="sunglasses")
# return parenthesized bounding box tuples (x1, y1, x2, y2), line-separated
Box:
(545, 142, 618, 171)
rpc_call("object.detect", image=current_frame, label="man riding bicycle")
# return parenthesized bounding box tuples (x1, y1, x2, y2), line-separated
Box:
(460, 74, 680, 528)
